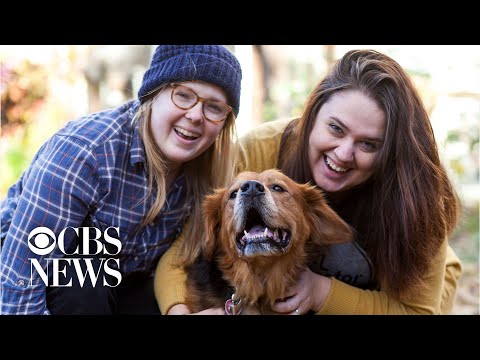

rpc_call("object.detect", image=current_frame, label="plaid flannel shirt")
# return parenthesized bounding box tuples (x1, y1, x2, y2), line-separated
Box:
(0, 100, 188, 314)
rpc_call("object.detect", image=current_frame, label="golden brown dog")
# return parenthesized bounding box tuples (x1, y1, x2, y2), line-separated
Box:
(185, 169, 353, 314)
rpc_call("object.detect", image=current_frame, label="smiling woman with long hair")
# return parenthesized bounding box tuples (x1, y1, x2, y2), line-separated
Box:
(0, 45, 243, 315)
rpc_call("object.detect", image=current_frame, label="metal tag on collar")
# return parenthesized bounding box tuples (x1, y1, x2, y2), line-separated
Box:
(224, 292, 242, 315)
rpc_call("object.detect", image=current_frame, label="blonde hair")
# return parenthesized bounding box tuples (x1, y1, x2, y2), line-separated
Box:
(133, 83, 239, 263)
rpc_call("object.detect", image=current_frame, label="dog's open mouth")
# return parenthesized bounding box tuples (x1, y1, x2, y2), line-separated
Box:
(236, 207, 291, 257)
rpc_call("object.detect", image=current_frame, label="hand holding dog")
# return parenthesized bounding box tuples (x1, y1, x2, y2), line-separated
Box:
(272, 268, 332, 315)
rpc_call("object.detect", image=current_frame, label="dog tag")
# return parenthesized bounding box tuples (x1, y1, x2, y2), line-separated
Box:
(225, 299, 235, 315)
(225, 297, 243, 315)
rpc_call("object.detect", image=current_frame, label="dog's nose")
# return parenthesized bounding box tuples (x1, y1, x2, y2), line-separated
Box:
(240, 180, 265, 197)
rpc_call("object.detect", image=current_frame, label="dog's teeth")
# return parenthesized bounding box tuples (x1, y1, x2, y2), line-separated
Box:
(264, 228, 268, 237)
(244, 230, 249, 237)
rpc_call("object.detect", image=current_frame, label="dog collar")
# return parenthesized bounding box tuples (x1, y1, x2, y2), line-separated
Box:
(225, 290, 243, 315)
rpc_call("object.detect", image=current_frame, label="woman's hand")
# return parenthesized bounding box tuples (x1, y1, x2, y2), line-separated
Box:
(166, 304, 225, 315)
(272, 268, 332, 315)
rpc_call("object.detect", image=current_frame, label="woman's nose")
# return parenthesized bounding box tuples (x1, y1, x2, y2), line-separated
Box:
(334, 141, 354, 162)
(185, 102, 204, 123)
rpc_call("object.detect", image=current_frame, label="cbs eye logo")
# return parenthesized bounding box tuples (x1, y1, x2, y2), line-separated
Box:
(28, 227, 56, 255)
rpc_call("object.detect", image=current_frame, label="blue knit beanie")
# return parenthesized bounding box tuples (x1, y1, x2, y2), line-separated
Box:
(138, 45, 242, 116)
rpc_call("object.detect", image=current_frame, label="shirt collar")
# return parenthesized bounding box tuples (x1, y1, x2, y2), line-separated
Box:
(171, 170, 186, 191)
(129, 102, 146, 166)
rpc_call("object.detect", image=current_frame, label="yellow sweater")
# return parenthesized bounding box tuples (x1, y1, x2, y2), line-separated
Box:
(154, 118, 463, 315)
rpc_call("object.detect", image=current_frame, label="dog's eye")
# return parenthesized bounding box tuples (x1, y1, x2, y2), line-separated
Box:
(229, 190, 238, 199)
(271, 184, 285, 192)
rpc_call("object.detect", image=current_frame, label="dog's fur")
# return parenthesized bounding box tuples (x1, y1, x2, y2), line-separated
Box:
(185, 169, 353, 314)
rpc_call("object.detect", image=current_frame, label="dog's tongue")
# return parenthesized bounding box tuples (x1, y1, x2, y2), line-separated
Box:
(247, 224, 273, 237)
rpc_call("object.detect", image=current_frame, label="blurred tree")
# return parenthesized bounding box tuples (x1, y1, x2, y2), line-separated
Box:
(1, 60, 48, 135)
(253, 45, 273, 126)
(324, 45, 335, 69)
(1, 60, 49, 195)
(83, 45, 152, 112)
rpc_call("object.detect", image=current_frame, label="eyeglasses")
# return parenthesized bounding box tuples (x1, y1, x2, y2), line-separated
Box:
(170, 83, 233, 123)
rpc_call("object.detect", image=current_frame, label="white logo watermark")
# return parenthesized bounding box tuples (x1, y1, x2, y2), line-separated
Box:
(28, 226, 122, 287)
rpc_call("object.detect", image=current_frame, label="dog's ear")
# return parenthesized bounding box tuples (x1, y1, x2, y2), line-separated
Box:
(202, 188, 226, 260)
(302, 184, 353, 245)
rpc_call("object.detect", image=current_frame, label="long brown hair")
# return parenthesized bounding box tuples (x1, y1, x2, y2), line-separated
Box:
(134, 83, 238, 263)
(279, 49, 459, 297)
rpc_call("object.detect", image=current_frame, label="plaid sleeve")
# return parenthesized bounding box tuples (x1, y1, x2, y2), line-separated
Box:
(0, 134, 101, 314)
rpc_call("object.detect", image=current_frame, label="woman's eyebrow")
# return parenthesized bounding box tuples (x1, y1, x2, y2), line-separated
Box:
(332, 116, 384, 143)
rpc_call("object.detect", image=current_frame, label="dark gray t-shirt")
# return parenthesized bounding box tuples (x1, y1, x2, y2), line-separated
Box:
(309, 241, 378, 290)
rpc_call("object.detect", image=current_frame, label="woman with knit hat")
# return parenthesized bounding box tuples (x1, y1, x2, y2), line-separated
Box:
(0, 45, 242, 315)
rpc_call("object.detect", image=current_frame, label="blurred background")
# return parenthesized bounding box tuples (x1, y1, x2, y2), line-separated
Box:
(1, 45, 478, 314)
